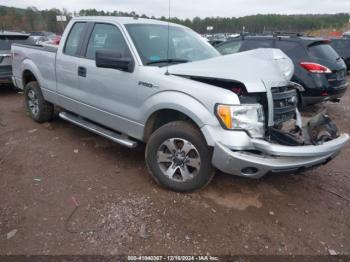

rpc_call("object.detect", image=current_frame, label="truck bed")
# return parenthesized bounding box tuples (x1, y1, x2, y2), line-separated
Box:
(11, 43, 57, 92)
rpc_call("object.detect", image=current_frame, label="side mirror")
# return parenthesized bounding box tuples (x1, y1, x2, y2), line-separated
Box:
(95, 50, 134, 73)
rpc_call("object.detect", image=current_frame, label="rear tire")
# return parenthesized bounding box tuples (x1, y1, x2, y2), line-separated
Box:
(24, 81, 54, 123)
(146, 121, 215, 192)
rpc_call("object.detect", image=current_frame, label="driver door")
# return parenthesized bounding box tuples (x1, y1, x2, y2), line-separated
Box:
(77, 23, 141, 137)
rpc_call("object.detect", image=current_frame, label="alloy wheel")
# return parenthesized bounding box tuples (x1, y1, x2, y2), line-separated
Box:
(27, 90, 39, 116)
(157, 138, 201, 182)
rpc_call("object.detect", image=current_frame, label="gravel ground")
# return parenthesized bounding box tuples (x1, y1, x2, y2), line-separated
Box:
(0, 80, 349, 256)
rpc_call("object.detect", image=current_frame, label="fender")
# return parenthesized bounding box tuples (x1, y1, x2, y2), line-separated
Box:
(20, 58, 43, 88)
(20, 57, 58, 104)
(141, 91, 219, 127)
(140, 91, 220, 144)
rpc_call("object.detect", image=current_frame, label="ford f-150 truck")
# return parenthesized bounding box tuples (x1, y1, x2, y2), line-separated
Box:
(11, 17, 349, 192)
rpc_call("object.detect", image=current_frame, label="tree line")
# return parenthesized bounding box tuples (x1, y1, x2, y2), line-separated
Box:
(0, 5, 349, 34)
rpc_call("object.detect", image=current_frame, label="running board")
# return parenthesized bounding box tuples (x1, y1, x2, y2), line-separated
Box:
(59, 112, 138, 148)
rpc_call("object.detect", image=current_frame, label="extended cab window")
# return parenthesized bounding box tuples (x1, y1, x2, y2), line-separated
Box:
(216, 40, 243, 55)
(64, 22, 86, 56)
(85, 23, 130, 60)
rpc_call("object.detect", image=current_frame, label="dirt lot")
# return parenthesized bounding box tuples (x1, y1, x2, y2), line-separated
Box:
(0, 80, 349, 256)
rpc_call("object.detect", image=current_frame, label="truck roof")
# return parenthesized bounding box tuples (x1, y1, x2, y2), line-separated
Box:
(71, 16, 182, 27)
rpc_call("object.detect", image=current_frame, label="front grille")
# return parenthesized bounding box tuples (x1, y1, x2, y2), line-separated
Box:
(271, 86, 297, 125)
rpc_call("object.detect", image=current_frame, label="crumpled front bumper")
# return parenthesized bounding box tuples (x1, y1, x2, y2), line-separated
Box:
(212, 133, 349, 178)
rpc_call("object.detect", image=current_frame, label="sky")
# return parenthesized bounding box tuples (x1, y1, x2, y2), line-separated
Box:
(1, 0, 350, 19)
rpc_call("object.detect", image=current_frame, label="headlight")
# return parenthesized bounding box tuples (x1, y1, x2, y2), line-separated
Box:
(216, 104, 265, 138)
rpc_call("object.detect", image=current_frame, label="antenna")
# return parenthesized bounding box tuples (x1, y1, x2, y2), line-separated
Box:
(165, 0, 171, 75)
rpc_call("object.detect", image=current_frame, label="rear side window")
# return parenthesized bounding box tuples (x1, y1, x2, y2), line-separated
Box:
(64, 22, 86, 56)
(241, 39, 273, 51)
(85, 23, 130, 60)
(216, 40, 243, 55)
(276, 41, 306, 59)
(308, 44, 339, 61)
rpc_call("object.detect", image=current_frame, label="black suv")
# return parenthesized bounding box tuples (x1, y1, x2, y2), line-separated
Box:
(0, 32, 31, 86)
(216, 35, 348, 106)
(330, 38, 350, 72)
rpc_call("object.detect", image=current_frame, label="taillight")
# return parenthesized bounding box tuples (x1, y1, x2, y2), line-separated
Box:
(300, 62, 332, 74)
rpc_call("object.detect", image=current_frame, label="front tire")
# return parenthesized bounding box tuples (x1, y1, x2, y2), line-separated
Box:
(24, 81, 54, 123)
(146, 121, 215, 192)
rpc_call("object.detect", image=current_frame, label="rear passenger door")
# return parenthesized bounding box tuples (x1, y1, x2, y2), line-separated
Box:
(56, 22, 87, 113)
(77, 23, 141, 137)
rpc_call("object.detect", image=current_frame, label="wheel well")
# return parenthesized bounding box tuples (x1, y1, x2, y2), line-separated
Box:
(144, 109, 198, 142)
(23, 70, 37, 87)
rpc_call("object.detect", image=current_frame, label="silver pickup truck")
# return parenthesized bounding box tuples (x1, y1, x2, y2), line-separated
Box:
(12, 17, 349, 192)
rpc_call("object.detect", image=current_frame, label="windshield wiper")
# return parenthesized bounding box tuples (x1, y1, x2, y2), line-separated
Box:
(146, 59, 190, 65)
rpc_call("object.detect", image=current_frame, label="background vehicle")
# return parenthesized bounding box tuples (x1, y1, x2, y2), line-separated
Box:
(209, 33, 227, 46)
(0, 31, 31, 86)
(216, 34, 348, 106)
(11, 17, 349, 192)
(330, 38, 350, 72)
(48, 35, 62, 45)
(209, 39, 225, 47)
(29, 31, 56, 45)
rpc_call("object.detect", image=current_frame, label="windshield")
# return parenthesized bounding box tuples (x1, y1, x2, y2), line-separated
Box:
(125, 24, 220, 66)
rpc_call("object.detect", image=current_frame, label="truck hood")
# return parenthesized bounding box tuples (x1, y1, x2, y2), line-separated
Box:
(168, 48, 294, 93)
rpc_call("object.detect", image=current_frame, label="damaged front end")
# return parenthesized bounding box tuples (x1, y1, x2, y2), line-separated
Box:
(211, 83, 349, 178)
(259, 82, 341, 147)
(268, 109, 340, 146)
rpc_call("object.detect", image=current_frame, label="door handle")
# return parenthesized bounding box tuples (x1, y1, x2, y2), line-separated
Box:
(78, 66, 87, 77)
